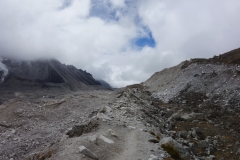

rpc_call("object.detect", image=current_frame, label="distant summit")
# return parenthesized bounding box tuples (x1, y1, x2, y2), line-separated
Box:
(0, 58, 102, 91)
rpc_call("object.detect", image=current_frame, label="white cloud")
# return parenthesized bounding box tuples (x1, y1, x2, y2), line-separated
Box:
(0, 0, 240, 87)
(109, 0, 125, 8)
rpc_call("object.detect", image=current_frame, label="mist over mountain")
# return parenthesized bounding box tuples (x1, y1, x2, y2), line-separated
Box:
(96, 79, 113, 90)
(0, 58, 104, 91)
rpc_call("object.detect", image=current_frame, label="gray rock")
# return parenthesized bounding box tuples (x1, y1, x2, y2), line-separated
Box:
(205, 155, 216, 160)
(236, 141, 240, 146)
(79, 146, 98, 160)
(181, 112, 204, 121)
(10, 129, 16, 134)
(168, 112, 182, 121)
(89, 135, 98, 144)
(198, 140, 209, 148)
(127, 126, 136, 130)
(207, 145, 217, 155)
(108, 129, 118, 138)
(192, 120, 199, 123)
(97, 113, 112, 121)
(98, 135, 114, 144)
(193, 127, 202, 134)
(237, 148, 240, 155)
(213, 140, 218, 146)
(159, 137, 190, 160)
(148, 155, 159, 160)
(66, 119, 99, 137)
(179, 131, 188, 139)
(191, 127, 205, 139)
(208, 120, 215, 124)
(99, 106, 112, 115)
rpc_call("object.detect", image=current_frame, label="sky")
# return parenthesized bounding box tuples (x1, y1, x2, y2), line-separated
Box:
(0, 0, 240, 87)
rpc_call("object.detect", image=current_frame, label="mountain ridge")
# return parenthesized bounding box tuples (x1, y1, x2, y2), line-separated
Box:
(0, 58, 103, 91)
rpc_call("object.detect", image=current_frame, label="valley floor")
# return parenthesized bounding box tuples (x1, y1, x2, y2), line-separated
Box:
(0, 86, 240, 160)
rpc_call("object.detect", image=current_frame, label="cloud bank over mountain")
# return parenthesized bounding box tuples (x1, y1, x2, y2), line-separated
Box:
(0, 0, 240, 87)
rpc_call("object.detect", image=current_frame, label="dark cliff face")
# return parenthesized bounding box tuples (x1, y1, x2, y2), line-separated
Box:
(1, 59, 101, 91)
(3, 60, 65, 83)
(0, 70, 3, 81)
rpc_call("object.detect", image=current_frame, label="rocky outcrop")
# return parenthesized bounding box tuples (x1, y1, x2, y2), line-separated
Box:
(159, 137, 190, 160)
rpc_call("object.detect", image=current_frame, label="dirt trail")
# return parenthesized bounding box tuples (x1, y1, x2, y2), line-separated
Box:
(0, 100, 18, 122)
(114, 129, 138, 160)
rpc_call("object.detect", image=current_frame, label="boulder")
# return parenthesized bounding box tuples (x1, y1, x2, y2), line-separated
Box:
(79, 146, 98, 160)
(159, 137, 191, 160)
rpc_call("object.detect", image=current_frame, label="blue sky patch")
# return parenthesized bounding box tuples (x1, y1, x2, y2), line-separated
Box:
(134, 31, 156, 48)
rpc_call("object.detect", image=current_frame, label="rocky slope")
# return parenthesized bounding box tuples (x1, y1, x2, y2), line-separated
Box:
(144, 48, 240, 109)
(0, 58, 102, 91)
(141, 48, 240, 159)
(96, 79, 113, 90)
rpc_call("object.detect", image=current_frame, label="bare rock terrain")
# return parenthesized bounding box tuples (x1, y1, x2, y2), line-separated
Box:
(0, 48, 240, 160)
